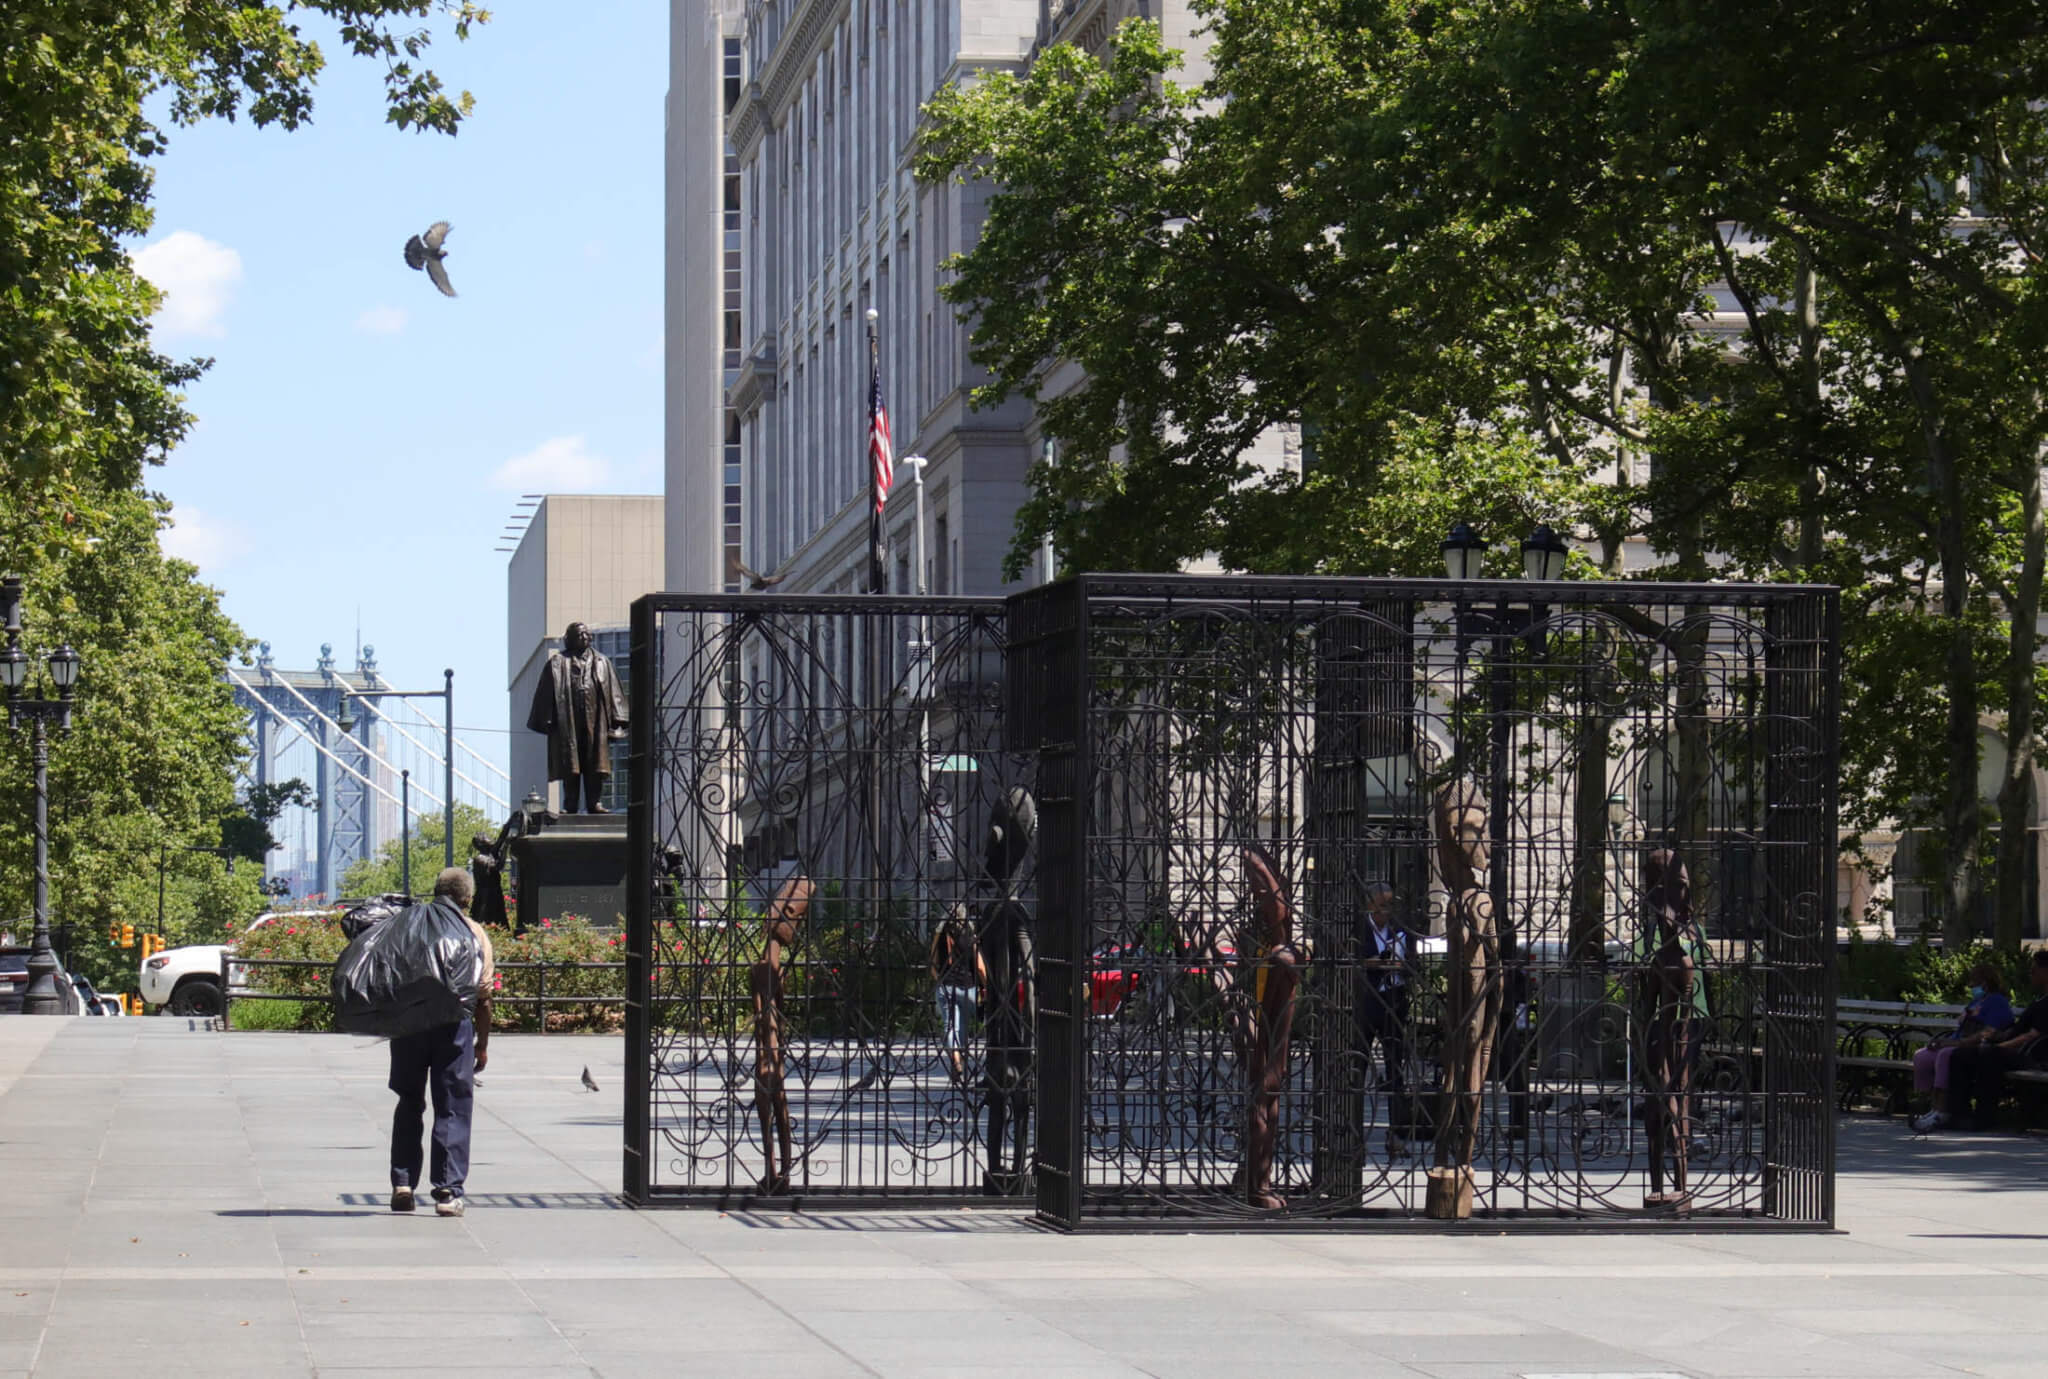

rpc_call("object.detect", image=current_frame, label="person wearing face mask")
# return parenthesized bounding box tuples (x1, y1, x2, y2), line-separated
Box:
(1910, 963, 2013, 1133)
(1941, 950, 2048, 1133)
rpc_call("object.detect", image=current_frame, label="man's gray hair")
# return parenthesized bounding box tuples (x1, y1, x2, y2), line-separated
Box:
(1363, 880, 1395, 906)
(433, 866, 476, 911)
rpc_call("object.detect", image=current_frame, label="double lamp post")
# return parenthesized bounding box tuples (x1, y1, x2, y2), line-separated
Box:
(1, 577, 83, 1016)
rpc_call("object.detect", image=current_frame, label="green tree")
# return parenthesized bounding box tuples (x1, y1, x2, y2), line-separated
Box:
(219, 778, 315, 865)
(0, 2, 486, 974)
(921, 2, 2048, 948)
(341, 802, 497, 900)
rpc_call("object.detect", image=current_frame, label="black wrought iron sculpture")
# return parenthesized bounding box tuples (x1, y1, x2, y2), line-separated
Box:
(978, 787, 1037, 1195)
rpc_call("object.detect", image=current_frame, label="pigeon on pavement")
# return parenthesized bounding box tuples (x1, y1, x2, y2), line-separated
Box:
(581, 1066, 599, 1093)
(403, 221, 457, 297)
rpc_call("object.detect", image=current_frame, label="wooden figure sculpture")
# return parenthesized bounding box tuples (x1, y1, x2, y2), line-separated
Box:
(750, 873, 812, 1196)
(1428, 780, 1501, 1220)
(1238, 845, 1304, 1210)
(1640, 848, 1702, 1212)
(978, 788, 1037, 1195)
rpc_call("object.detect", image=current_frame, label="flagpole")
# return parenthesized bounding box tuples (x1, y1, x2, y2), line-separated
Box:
(863, 308, 890, 944)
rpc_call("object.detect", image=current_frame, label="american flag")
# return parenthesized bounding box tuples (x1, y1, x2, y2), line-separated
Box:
(867, 334, 893, 592)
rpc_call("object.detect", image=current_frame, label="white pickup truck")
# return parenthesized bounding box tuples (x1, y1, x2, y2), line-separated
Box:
(137, 910, 330, 1016)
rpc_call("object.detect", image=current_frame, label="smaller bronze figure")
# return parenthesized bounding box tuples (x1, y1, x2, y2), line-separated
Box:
(1640, 849, 1704, 1212)
(1429, 780, 1502, 1220)
(751, 874, 812, 1196)
(978, 788, 1037, 1195)
(525, 622, 628, 814)
(1238, 845, 1303, 1211)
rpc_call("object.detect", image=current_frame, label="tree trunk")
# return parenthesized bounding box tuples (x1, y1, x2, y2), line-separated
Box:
(1994, 450, 2045, 952)
(1908, 354, 1981, 950)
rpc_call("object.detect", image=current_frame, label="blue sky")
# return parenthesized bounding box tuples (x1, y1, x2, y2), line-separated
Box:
(139, 2, 667, 795)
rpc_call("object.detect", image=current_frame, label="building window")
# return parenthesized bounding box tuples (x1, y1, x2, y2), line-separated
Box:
(723, 38, 742, 115)
(935, 512, 949, 593)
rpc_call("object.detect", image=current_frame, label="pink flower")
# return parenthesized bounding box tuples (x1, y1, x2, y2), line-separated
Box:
(285, 927, 297, 935)
(541, 918, 553, 929)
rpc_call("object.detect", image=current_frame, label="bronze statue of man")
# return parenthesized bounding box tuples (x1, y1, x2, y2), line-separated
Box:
(525, 621, 628, 814)
(751, 874, 812, 1196)
(1429, 780, 1501, 1220)
(1238, 845, 1303, 1211)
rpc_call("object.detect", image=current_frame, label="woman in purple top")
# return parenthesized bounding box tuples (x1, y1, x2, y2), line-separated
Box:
(1911, 963, 2015, 1132)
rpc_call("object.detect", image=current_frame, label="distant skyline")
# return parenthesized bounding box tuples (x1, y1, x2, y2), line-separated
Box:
(138, 1, 667, 803)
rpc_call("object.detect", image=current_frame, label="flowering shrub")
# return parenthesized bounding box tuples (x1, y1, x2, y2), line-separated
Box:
(230, 904, 629, 1034)
(488, 914, 625, 1032)
(233, 909, 347, 1031)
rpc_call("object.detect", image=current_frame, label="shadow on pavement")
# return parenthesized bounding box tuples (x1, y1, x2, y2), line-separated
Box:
(331, 1190, 629, 1210)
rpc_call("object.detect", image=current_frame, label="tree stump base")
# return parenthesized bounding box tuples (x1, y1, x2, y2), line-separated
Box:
(1425, 1165, 1474, 1220)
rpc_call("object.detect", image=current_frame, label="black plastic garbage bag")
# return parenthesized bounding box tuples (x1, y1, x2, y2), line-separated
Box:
(331, 900, 482, 1038)
(339, 892, 412, 940)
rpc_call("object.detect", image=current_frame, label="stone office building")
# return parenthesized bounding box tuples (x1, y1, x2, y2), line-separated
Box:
(667, 2, 1207, 601)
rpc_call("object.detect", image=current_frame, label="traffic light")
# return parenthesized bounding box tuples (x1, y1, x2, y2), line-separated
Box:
(120, 923, 135, 949)
(108, 921, 121, 943)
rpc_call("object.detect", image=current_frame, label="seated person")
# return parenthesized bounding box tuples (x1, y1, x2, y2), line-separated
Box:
(1946, 950, 2048, 1132)
(1911, 963, 2014, 1132)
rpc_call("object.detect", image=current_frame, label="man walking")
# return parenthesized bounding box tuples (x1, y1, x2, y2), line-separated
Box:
(389, 868, 494, 1216)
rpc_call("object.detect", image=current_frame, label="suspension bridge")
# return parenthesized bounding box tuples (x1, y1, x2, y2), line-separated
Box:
(226, 642, 511, 902)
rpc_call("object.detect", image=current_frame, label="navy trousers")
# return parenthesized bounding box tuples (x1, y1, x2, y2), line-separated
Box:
(389, 1018, 475, 1198)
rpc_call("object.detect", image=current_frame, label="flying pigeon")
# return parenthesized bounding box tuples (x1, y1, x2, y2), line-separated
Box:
(581, 1065, 599, 1093)
(403, 221, 457, 297)
(731, 557, 788, 591)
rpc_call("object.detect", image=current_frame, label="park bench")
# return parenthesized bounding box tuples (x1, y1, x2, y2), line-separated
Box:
(1836, 997, 2048, 1118)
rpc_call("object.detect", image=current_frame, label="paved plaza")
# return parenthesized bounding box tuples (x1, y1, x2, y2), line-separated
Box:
(0, 1020, 2042, 1379)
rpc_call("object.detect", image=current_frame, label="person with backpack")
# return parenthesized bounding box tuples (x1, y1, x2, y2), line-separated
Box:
(929, 903, 984, 1081)
(386, 868, 494, 1216)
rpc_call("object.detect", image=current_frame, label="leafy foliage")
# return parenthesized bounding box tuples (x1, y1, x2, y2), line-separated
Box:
(921, 3, 2048, 945)
(1, 2, 485, 979)
(339, 802, 499, 900)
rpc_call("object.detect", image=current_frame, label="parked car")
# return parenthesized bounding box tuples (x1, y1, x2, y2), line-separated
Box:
(1, 947, 94, 1015)
(138, 908, 333, 1016)
(70, 970, 122, 1016)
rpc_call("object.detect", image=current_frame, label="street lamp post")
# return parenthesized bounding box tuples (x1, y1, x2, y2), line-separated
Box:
(900, 454, 933, 893)
(1, 576, 82, 1016)
(338, 669, 457, 870)
(1439, 523, 1569, 1138)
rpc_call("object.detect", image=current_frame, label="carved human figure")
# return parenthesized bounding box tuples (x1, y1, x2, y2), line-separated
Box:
(524, 622, 629, 814)
(1429, 780, 1502, 1220)
(750, 874, 812, 1196)
(977, 788, 1036, 1195)
(1238, 845, 1303, 1211)
(1640, 849, 1703, 1211)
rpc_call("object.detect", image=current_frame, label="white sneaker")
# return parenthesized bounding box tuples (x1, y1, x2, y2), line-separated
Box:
(435, 1196, 466, 1217)
(1912, 1110, 1948, 1133)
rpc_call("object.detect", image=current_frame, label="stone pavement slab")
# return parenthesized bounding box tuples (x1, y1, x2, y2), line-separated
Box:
(2, 1020, 2045, 1378)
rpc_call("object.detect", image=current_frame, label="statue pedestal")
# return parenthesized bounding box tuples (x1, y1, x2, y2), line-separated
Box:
(511, 813, 628, 930)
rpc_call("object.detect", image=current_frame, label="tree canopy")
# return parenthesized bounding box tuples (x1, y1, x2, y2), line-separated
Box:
(0, 2, 485, 984)
(920, 0, 2048, 945)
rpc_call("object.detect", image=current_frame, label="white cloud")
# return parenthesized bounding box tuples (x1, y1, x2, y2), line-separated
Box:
(133, 231, 243, 338)
(355, 305, 408, 335)
(159, 506, 246, 572)
(490, 435, 614, 493)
